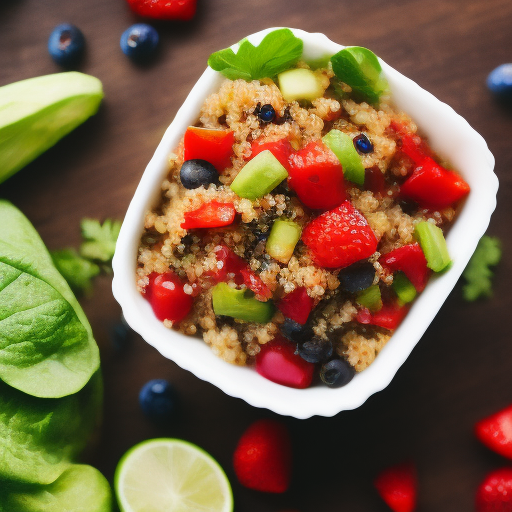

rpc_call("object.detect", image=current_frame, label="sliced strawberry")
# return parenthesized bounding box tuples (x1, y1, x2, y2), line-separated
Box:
(181, 201, 235, 229)
(288, 141, 346, 210)
(250, 138, 293, 172)
(379, 243, 429, 292)
(125, 0, 197, 20)
(277, 287, 314, 324)
(233, 419, 292, 493)
(475, 404, 512, 460)
(476, 468, 512, 512)
(374, 462, 417, 512)
(183, 127, 235, 172)
(356, 303, 409, 330)
(302, 200, 378, 269)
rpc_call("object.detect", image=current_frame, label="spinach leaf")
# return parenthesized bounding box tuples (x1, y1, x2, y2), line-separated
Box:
(1, 465, 112, 512)
(0, 372, 102, 485)
(0, 200, 99, 398)
(208, 28, 303, 81)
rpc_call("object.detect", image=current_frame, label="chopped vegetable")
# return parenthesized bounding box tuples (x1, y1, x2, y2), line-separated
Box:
(183, 127, 235, 172)
(208, 28, 303, 81)
(181, 201, 236, 229)
(146, 272, 193, 323)
(250, 137, 292, 171)
(322, 129, 365, 185)
(330, 46, 389, 105)
(414, 221, 451, 272)
(211, 283, 275, 323)
(230, 150, 288, 199)
(392, 272, 417, 304)
(276, 287, 314, 325)
(51, 248, 100, 293)
(356, 284, 383, 312)
(80, 218, 121, 262)
(462, 235, 502, 301)
(278, 68, 323, 101)
(266, 218, 302, 264)
(356, 303, 409, 330)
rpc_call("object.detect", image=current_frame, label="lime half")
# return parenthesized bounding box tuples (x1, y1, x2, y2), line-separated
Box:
(115, 438, 233, 512)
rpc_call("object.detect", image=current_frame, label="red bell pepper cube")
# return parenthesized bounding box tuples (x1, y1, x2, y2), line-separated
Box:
(181, 201, 235, 229)
(183, 127, 235, 172)
(288, 141, 346, 210)
(250, 138, 293, 172)
(379, 243, 429, 292)
(277, 287, 314, 324)
(356, 302, 409, 330)
(364, 166, 387, 196)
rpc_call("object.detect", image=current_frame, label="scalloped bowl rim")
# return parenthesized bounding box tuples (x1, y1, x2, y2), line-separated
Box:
(112, 28, 497, 419)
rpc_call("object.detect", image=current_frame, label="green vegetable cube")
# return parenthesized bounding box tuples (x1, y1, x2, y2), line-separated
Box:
(230, 150, 288, 199)
(392, 272, 417, 304)
(414, 221, 451, 272)
(278, 68, 324, 102)
(356, 284, 382, 312)
(322, 129, 365, 185)
(211, 283, 275, 323)
(266, 218, 302, 264)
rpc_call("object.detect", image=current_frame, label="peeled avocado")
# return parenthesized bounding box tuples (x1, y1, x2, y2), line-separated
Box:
(0, 72, 103, 184)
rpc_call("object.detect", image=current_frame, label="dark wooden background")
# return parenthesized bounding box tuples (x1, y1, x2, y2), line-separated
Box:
(1, 0, 512, 510)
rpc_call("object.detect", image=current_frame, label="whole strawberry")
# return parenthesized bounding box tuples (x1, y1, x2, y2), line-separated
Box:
(476, 468, 512, 512)
(374, 462, 417, 512)
(475, 404, 512, 459)
(125, 0, 197, 21)
(233, 419, 292, 493)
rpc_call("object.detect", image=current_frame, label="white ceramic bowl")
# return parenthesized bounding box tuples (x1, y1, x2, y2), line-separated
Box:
(112, 28, 497, 419)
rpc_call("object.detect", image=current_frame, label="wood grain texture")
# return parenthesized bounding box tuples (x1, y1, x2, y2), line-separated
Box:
(1, 1, 511, 510)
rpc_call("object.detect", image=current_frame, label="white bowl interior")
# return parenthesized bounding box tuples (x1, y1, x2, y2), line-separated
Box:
(112, 28, 497, 419)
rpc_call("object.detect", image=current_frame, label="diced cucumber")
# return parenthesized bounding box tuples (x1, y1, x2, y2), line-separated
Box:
(392, 272, 417, 304)
(277, 68, 324, 102)
(322, 129, 365, 185)
(414, 221, 451, 272)
(266, 218, 302, 264)
(211, 283, 275, 323)
(356, 284, 382, 312)
(230, 150, 288, 200)
(330, 46, 389, 105)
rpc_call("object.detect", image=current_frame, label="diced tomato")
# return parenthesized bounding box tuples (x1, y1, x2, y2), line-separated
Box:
(379, 243, 429, 292)
(181, 201, 236, 229)
(400, 158, 470, 209)
(277, 287, 314, 324)
(250, 138, 293, 172)
(302, 201, 378, 269)
(212, 245, 272, 300)
(390, 121, 433, 164)
(365, 166, 387, 195)
(356, 303, 409, 330)
(183, 127, 235, 172)
(288, 141, 346, 210)
(145, 271, 193, 323)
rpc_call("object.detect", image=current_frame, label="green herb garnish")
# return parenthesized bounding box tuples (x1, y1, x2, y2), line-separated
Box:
(52, 248, 101, 293)
(208, 28, 303, 81)
(462, 235, 502, 301)
(80, 218, 121, 262)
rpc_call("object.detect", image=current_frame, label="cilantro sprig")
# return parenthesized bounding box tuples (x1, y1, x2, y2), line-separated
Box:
(462, 235, 502, 301)
(51, 249, 100, 293)
(80, 218, 121, 262)
(208, 28, 303, 81)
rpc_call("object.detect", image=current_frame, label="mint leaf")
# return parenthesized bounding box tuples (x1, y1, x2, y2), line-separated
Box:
(208, 28, 303, 81)
(51, 248, 100, 293)
(80, 218, 121, 262)
(462, 235, 502, 301)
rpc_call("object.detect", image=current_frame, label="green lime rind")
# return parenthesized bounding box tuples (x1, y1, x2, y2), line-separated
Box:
(114, 438, 234, 512)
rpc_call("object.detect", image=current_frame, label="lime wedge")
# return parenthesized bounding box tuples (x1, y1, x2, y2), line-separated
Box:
(114, 438, 233, 512)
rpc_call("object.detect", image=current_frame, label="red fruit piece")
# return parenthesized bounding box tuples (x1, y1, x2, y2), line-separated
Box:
(145, 271, 193, 323)
(183, 127, 235, 172)
(233, 419, 292, 493)
(356, 303, 409, 330)
(475, 404, 512, 460)
(379, 243, 429, 292)
(251, 138, 293, 172)
(277, 287, 314, 325)
(302, 200, 378, 269)
(181, 201, 236, 229)
(476, 468, 512, 512)
(365, 166, 387, 196)
(256, 338, 314, 389)
(125, 0, 197, 20)
(374, 462, 417, 512)
(288, 141, 346, 210)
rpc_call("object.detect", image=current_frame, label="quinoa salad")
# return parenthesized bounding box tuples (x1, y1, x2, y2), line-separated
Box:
(136, 29, 470, 389)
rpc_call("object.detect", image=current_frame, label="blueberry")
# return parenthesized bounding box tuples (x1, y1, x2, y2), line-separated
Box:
(48, 24, 85, 67)
(354, 133, 374, 154)
(487, 63, 512, 99)
(120, 24, 159, 61)
(297, 337, 333, 363)
(320, 359, 355, 388)
(280, 318, 314, 344)
(258, 104, 276, 123)
(139, 379, 177, 421)
(338, 261, 376, 293)
(180, 159, 219, 189)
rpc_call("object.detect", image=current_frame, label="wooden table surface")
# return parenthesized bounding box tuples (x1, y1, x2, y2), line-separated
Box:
(2, 0, 512, 510)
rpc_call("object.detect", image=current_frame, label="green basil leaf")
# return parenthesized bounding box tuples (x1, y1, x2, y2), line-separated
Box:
(208, 28, 303, 81)
(2, 465, 112, 512)
(0, 373, 102, 485)
(0, 200, 99, 398)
